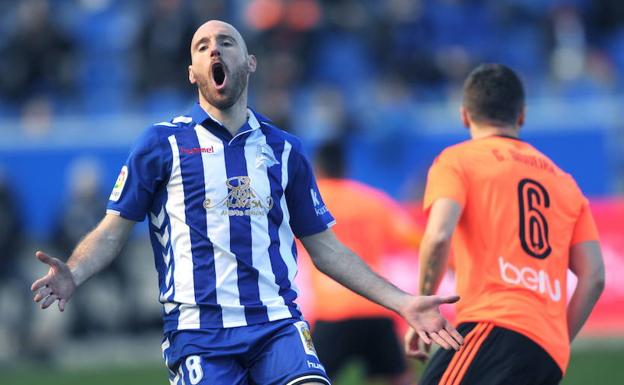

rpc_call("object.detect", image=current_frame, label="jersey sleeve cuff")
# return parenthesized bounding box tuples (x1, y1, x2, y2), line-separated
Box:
(424, 196, 465, 214)
(295, 220, 336, 239)
(106, 208, 145, 222)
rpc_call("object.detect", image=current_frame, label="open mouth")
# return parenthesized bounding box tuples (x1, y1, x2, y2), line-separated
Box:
(212, 62, 226, 88)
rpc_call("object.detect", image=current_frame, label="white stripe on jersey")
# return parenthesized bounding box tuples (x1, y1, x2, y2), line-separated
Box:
(167, 135, 200, 329)
(195, 124, 246, 327)
(244, 131, 292, 321)
(278, 141, 301, 300)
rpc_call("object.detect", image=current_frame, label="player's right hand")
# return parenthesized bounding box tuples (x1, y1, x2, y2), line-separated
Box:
(31, 251, 76, 312)
(400, 295, 463, 351)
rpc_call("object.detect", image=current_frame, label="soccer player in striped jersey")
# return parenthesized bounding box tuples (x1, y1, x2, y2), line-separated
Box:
(405, 64, 605, 385)
(31, 20, 462, 385)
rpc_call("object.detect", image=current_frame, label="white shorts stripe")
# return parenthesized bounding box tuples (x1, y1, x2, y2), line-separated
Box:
(285, 374, 331, 385)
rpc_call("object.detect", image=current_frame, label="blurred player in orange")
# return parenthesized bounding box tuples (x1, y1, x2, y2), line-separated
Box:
(304, 141, 422, 385)
(405, 63, 605, 385)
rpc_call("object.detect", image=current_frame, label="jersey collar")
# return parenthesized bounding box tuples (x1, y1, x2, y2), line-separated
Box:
(190, 103, 261, 143)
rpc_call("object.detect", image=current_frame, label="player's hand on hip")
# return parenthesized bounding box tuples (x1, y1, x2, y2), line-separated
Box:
(31, 251, 76, 311)
(404, 327, 431, 361)
(400, 295, 463, 351)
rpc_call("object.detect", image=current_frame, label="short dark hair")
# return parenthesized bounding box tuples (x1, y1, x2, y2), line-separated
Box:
(314, 141, 346, 179)
(462, 63, 525, 126)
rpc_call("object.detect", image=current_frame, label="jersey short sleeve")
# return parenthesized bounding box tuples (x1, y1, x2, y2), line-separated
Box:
(570, 198, 599, 245)
(107, 126, 171, 222)
(285, 146, 335, 238)
(423, 149, 468, 212)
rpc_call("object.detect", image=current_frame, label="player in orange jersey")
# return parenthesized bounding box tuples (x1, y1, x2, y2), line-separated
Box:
(405, 63, 605, 385)
(305, 141, 422, 384)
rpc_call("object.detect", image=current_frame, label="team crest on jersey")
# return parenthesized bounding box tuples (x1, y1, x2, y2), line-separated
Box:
(109, 165, 128, 202)
(255, 144, 279, 168)
(204, 176, 273, 216)
(294, 321, 318, 357)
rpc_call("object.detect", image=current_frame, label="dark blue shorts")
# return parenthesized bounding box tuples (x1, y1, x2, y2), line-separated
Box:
(162, 318, 331, 385)
(420, 322, 562, 385)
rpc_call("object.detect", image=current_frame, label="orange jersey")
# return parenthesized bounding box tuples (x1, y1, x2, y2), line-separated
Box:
(303, 178, 421, 321)
(424, 136, 599, 373)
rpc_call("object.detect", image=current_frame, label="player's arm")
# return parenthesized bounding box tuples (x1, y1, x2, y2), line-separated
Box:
(405, 197, 462, 359)
(567, 240, 605, 341)
(31, 213, 135, 311)
(418, 198, 462, 296)
(301, 228, 463, 351)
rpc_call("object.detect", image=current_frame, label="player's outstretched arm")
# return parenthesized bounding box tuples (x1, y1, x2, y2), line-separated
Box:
(405, 198, 463, 359)
(301, 229, 463, 351)
(567, 240, 605, 341)
(31, 213, 135, 311)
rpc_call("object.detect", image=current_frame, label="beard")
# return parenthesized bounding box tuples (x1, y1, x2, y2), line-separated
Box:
(196, 63, 248, 110)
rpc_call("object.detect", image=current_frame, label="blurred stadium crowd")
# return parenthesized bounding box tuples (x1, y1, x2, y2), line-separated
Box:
(2, 0, 624, 135)
(1, 0, 624, 371)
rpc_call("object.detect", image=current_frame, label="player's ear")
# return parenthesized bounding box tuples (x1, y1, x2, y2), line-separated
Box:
(517, 105, 526, 128)
(460, 106, 471, 129)
(188, 65, 196, 85)
(247, 54, 257, 73)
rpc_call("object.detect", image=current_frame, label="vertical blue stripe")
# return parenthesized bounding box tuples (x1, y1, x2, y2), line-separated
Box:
(264, 133, 299, 317)
(150, 229, 166, 294)
(223, 137, 269, 324)
(176, 131, 222, 327)
(149, 193, 167, 294)
(147, 195, 171, 294)
(290, 239, 302, 316)
(291, 240, 298, 261)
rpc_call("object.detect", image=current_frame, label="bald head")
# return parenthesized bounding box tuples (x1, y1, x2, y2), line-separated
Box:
(191, 20, 249, 58)
(187, 19, 257, 113)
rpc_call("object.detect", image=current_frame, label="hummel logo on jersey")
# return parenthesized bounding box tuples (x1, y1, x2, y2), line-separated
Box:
(204, 176, 273, 216)
(180, 146, 215, 155)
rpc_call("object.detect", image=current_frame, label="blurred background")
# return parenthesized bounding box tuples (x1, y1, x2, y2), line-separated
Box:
(0, 0, 623, 384)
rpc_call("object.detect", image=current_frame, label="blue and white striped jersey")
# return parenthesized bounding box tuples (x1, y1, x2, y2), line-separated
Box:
(107, 104, 335, 331)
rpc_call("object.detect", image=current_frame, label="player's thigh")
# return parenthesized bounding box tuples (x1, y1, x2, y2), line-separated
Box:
(249, 320, 331, 385)
(172, 354, 247, 385)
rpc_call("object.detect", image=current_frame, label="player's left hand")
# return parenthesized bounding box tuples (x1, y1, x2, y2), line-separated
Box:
(400, 295, 463, 351)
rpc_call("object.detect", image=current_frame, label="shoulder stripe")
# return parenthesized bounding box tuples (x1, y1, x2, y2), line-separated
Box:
(155, 122, 177, 127)
(261, 121, 281, 131)
(172, 116, 193, 124)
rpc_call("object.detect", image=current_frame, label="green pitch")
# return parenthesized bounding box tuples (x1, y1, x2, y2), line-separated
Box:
(2, 346, 623, 385)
